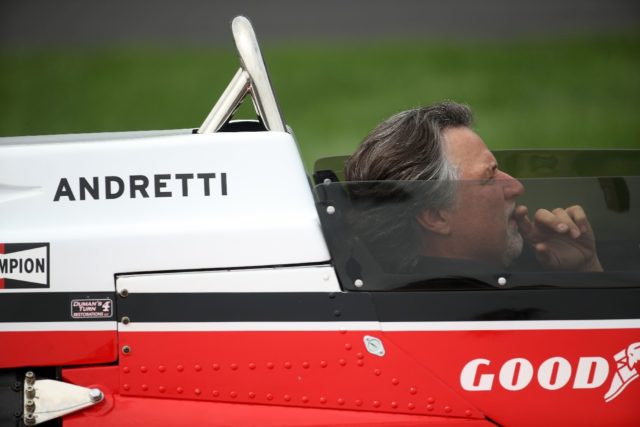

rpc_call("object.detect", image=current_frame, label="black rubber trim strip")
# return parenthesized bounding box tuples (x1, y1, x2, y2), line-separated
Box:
(3, 288, 640, 323)
(118, 292, 376, 322)
(372, 288, 640, 321)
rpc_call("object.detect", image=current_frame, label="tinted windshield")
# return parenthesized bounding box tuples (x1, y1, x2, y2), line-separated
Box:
(316, 177, 640, 290)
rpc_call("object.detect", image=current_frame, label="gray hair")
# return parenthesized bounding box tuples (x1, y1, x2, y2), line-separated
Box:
(344, 101, 473, 271)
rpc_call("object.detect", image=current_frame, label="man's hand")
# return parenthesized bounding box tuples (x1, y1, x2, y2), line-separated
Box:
(514, 205, 603, 272)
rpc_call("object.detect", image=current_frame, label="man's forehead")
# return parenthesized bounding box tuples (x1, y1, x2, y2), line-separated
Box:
(443, 127, 495, 175)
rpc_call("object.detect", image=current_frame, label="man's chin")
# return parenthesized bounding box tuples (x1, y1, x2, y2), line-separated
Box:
(502, 231, 524, 267)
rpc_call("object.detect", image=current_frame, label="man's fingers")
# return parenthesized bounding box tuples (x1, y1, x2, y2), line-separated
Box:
(566, 205, 591, 234)
(534, 208, 581, 239)
(514, 205, 533, 237)
(551, 208, 581, 238)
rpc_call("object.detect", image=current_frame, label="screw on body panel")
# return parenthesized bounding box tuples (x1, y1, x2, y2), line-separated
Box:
(354, 279, 364, 288)
(326, 205, 336, 215)
(25, 371, 35, 386)
(89, 388, 104, 403)
(121, 316, 130, 325)
(24, 413, 36, 426)
(122, 345, 131, 354)
(119, 289, 129, 298)
(25, 385, 36, 399)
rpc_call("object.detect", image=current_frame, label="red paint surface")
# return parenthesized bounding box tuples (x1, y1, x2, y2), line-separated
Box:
(385, 329, 640, 427)
(62, 364, 493, 426)
(103, 328, 640, 426)
(0, 330, 117, 368)
(63, 393, 492, 427)
(6, 326, 637, 425)
(116, 330, 483, 420)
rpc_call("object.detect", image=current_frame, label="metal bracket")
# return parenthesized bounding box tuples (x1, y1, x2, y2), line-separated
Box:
(198, 16, 286, 133)
(23, 372, 103, 426)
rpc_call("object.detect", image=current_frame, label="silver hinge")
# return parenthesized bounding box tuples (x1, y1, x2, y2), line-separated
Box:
(23, 371, 104, 426)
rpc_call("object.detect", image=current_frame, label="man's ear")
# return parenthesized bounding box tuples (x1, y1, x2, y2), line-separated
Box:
(417, 209, 451, 235)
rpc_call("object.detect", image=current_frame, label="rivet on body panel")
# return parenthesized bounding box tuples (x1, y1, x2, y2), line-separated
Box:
(122, 346, 131, 355)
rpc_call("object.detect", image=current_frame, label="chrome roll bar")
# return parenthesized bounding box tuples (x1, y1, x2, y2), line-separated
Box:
(198, 16, 287, 133)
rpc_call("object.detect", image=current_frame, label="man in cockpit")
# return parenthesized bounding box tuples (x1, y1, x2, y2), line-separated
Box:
(344, 101, 603, 274)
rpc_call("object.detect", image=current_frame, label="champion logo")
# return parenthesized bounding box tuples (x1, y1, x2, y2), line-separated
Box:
(604, 342, 640, 402)
(0, 243, 50, 289)
(460, 342, 640, 402)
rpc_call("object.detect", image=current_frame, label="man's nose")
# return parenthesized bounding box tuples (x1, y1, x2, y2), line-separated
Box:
(497, 170, 524, 199)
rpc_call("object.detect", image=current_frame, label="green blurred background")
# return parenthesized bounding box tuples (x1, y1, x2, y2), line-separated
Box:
(1, 1, 639, 171)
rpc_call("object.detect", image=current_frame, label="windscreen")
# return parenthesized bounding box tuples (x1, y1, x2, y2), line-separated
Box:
(316, 177, 640, 291)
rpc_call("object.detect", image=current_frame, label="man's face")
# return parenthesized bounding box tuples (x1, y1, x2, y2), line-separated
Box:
(442, 127, 524, 267)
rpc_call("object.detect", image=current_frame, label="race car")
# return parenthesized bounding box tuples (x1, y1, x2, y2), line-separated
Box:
(1, 16, 639, 427)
